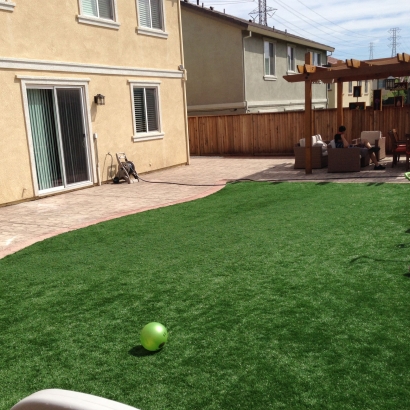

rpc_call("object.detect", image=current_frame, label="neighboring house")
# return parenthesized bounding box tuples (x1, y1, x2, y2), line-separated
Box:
(0, 0, 189, 206)
(327, 57, 373, 108)
(180, 1, 334, 116)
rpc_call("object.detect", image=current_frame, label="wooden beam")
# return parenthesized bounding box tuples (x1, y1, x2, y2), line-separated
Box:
(305, 80, 312, 175)
(337, 80, 343, 127)
(284, 62, 410, 83)
(398, 52, 410, 63)
(346, 59, 361, 68)
(304, 52, 312, 175)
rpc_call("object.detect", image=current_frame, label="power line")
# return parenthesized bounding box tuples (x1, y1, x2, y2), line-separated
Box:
(294, 0, 377, 39)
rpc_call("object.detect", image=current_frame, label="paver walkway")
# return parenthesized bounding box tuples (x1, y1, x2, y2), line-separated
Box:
(0, 156, 406, 259)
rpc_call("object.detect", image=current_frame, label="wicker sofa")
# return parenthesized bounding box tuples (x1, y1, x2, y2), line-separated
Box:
(294, 144, 328, 169)
(294, 134, 328, 169)
(360, 131, 386, 161)
(327, 146, 370, 172)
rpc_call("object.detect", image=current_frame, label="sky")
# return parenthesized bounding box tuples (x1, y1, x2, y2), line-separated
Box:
(195, 0, 410, 61)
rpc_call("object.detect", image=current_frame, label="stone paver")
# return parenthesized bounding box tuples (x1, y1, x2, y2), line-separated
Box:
(0, 156, 406, 259)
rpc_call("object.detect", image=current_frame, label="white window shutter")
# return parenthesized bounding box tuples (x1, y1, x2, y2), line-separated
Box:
(138, 0, 151, 28)
(145, 89, 158, 132)
(150, 0, 162, 30)
(82, 0, 98, 17)
(133, 88, 147, 133)
(98, 0, 113, 20)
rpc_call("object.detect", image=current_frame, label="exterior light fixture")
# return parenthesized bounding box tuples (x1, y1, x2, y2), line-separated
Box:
(94, 94, 105, 105)
(385, 76, 396, 90)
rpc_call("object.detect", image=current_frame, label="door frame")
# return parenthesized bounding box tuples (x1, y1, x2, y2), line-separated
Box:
(19, 76, 96, 196)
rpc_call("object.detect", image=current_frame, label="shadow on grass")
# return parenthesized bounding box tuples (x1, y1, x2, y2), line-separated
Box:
(403, 273, 410, 278)
(128, 345, 162, 357)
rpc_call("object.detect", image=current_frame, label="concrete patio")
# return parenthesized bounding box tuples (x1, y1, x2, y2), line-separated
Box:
(0, 155, 407, 259)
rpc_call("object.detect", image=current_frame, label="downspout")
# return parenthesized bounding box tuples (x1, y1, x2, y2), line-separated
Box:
(177, 0, 190, 165)
(242, 31, 252, 113)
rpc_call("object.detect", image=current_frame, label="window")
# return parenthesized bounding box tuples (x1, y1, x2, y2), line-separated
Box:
(137, 0, 167, 38)
(78, 0, 119, 29)
(264, 41, 276, 78)
(130, 82, 163, 141)
(327, 83, 332, 91)
(82, 0, 113, 19)
(348, 81, 353, 94)
(287, 45, 295, 72)
(312, 52, 321, 66)
(365, 80, 369, 94)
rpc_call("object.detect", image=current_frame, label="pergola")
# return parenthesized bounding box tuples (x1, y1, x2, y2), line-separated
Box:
(284, 52, 410, 174)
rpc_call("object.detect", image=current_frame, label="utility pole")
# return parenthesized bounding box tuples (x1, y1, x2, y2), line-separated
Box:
(249, 0, 276, 26)
(369, 42, 374, 60)
(389, 28, 401, 57)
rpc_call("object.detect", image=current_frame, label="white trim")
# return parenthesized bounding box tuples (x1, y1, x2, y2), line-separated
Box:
(136, 27, 168, 38)
(19, 78, 96, 196)
(77, 15, 120, 30)
(187, 102, 246, 112)
(77, 0, 119, 29)
(263, 75, 277, 81)
(258, 108, 283, 113)
(284, 105, 304, 111)
(133, 132, 164, 142)
(129, 80, 163, 142)
(287, 44, 296, 73)
(0, 1, 15, 11)
(248, 98, 327, 108)
(16, 75, 91, 83)
(0, 57, 183, 78)
(135, 0, 167, 37)
(263, 38, 276, 77)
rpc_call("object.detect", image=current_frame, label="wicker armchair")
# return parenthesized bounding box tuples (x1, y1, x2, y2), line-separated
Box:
(360, 131, 386, 161)
(327, 146, 370, 172)
(294, 144, 328, 169)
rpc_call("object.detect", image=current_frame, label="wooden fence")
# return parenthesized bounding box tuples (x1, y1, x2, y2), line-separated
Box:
(188, 106, 410, 156)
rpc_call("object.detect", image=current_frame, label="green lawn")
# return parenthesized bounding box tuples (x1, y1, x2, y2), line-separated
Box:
(1, 182, 410, 410)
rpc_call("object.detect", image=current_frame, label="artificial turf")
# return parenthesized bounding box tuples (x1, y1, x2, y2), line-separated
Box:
(1, 182, 410, 410)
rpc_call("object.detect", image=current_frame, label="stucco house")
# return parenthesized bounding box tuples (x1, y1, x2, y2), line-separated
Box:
(180, 1, 334, 116)
(0, 0, 189, 206)
(327, 57, 373, 109)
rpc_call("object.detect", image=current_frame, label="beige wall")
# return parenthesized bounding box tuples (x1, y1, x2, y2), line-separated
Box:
(0, 0, 182, 70)
(0, 0, 189, 206)
(181, 7, 244, 110)
(327, 80, 373, 109)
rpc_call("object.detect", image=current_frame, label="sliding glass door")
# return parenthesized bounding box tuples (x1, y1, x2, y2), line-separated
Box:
(27, 87, 90, 192)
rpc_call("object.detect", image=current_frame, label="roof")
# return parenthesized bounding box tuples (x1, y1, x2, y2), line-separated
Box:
(284, 54, 410, 83)
(180, 0, 334, 52)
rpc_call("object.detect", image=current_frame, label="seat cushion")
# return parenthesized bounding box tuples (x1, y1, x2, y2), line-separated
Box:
(361, 131, 382, 145)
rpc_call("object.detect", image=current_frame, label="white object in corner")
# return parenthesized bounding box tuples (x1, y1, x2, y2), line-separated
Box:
(11, 389, 141, 410)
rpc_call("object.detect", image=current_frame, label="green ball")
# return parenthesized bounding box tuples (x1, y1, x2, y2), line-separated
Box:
(140, 322, 168, 351)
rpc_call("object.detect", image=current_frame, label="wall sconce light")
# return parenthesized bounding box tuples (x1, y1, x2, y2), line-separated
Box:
(385, 76, 396, 91)
(94, 94, 105, 105)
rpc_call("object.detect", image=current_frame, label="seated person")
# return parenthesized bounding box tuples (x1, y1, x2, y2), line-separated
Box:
(334, 126, 385, 170)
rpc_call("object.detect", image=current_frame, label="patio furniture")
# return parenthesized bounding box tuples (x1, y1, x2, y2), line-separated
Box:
(294, 144, 328, 169)
(360, 131, 386, 161)
(387, 129, 406, 167)
(327, 146, 370, 172)
(406, 134, 410, 171)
